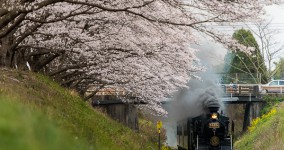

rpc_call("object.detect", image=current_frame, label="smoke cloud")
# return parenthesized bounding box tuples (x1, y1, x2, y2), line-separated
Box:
(161, 40, 226, 147)
(162, 70, 224, 147)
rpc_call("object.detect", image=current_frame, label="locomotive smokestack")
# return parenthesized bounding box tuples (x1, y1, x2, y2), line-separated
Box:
(207, 102, 220, 113)
(201, 90, 221, 113)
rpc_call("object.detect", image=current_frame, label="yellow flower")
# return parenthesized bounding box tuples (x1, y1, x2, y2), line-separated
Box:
(248, 108, 277, 132)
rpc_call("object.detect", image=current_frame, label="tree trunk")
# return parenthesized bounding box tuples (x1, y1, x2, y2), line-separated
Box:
(0, 36, 15, 67)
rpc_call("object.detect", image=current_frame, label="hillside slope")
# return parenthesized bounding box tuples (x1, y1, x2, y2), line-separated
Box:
(0, 68, 157, 150)
(234, 101, 284, 150)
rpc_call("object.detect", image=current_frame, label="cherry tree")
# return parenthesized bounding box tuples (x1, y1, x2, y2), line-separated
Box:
(0, 0, 282, 115)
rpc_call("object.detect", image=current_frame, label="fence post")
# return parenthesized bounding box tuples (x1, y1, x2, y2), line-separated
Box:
(259, 73, 262, 84)
(235, 73, 238, 83)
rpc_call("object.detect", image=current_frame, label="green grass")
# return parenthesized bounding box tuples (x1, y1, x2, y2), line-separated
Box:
(234, 102, 284, 150)
(0, 96, 90, 150)
(0, 69, 157, 150)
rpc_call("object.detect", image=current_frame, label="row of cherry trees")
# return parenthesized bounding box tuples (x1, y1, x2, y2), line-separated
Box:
(0, 0, 281, 115)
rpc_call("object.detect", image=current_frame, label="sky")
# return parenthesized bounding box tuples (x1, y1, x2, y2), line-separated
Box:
(265, 4, 284, 42)
(196, 4, 284, 69)
(261, 4, 284, 64)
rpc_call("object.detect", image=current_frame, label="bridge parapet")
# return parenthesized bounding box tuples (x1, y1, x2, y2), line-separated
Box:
(220, 84, 260, 97)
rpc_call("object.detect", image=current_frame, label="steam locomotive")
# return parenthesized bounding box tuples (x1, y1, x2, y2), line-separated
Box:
(177, 103, 234, 150)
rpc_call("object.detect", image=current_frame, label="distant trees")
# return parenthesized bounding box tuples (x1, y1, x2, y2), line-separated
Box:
(273, 58, 284, 79)
(223, 29, 268, 84)
(223, 20, 284, 84)
(0, 0, 281, 114)
(250, 21, 284, 79)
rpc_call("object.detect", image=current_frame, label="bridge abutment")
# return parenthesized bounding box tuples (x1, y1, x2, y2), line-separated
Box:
(224, 99, 265, 133)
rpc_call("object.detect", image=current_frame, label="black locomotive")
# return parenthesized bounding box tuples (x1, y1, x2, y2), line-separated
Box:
(177, 103, 234, 150)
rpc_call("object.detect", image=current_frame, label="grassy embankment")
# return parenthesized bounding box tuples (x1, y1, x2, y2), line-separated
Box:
(234, 96, 284, 150)
(0, 69, 158, 150)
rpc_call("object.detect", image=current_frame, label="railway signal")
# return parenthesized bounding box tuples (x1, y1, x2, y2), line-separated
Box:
(157, 121, 162, 150)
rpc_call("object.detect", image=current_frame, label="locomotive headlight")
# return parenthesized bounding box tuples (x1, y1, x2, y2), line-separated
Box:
(211, 113, 218, 119)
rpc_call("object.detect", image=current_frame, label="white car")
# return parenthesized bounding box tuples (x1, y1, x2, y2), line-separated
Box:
(260, 80, 284, 93)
